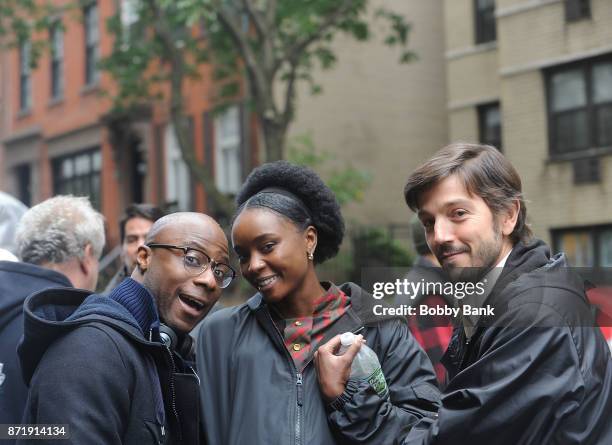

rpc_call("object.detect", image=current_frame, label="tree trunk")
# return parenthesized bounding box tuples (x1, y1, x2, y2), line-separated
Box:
(169, 113, 235, 223)
(261, 117, 287, 161)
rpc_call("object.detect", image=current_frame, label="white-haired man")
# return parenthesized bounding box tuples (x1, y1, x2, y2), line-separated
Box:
(0, 196, 104, 431)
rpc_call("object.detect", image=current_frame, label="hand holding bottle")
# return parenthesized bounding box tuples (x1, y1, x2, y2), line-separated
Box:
(314, 334, 365, 402)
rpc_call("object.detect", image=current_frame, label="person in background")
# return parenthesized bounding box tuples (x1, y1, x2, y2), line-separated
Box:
(0, 191, 27, 255)
(396, 216, 453, 385)
(105, 203, 165, 292)
(198, 161, 439, 445)
(0, 196, 104, 433)
(18, 212, 233, 444)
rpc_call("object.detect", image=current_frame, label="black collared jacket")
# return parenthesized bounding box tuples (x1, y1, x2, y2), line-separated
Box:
(403, 240, 612, 444)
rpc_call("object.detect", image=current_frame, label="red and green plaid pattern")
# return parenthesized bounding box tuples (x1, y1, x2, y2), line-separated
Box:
(274, 283, 350, 371)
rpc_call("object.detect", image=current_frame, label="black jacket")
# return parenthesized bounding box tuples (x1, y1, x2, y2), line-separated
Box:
(17, 278, 200, 445)
(197, 282, 440, 445)
(403, 240, 612, 444)
(0, 261, 72, 429)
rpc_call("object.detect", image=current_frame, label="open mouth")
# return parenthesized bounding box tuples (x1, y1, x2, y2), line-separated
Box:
(179, 294, 206, 312)
(255, 275, 278, 291)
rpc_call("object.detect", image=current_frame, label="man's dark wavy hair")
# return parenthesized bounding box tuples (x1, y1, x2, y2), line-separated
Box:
(119, 203, 165, 243)
(404, 143, 533, 244)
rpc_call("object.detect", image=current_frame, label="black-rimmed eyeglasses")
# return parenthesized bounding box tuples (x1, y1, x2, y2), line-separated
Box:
(146, 243, 236, 289)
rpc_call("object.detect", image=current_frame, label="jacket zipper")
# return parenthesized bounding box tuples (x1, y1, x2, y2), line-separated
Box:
(264, 310, 304, 445)
(164, 345, 181, 442)
(296, 372, 303, 445)
(264, 309, 365, 445)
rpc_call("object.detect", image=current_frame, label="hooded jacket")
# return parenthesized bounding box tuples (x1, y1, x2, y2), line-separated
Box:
(0, 261, 72, 428)
(402, 240, 612, 444)
(197, 282, 440, 445)
(17, 278, 200, 445)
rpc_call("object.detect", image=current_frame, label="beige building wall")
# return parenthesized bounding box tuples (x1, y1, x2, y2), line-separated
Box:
(444, 0, 501, 163)
(288, 0, 448, 226)
(445, 0, 612, 246)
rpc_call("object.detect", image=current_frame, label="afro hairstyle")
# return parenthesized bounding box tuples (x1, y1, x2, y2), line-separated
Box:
(235, 160, 344, 264)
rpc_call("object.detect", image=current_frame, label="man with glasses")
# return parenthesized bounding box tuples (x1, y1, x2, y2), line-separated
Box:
(18, 212, 232, 444)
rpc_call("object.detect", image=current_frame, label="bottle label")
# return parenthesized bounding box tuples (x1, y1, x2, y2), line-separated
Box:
(367, 367, 388, 399)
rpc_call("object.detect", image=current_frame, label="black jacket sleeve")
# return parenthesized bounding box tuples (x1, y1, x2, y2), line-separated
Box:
(400, 303, 592, 445)
(328, 319, 440, 444)
(19, 326, 132, 445)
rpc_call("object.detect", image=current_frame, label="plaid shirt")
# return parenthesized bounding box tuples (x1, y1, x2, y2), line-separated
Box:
(407, 294, 453, 386)
(271, 283, 350, 371)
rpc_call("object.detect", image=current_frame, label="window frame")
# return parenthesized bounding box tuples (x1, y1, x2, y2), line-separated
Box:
(214, 105, 243, 195)
(552, 224, 612, 269)
(474, 0, 496, 45)
(83, 2, 100, 86)
(52, 148, 102, 210)
(477, 101, 502, 151)
(19, 40, 32, 111)
(15, 163, 32, 207)
(50, 21, 64, 100)
(545, 55, 612, 159)
(565, 0, 591, 22)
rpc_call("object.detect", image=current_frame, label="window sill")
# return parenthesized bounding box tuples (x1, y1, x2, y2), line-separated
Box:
(446, 41, 498, 61)
(566, 15, 592, 24)
(48, 96, 64, 108)
(80, 82, 100, 96)
(17, 108, 32, 119)
(547, 146, 612, 163)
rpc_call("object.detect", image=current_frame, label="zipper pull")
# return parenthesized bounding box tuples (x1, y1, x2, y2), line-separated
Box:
(296, 372, 304, 406)
(161, 425, 165, 436)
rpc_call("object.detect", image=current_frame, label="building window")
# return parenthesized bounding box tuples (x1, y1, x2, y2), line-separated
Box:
(50, 22, 64, 99)
(474, 0, 496, 44)
(164, 123, 192, 211)
(52, 149, 102, 209)
(553, 225, 612, 267)
(546, 57, 612, 156)
(565, 0, 590, 22)
(214, 106, 242, 194)
(84, 2, 99, 85)
(478, 102, 502, 151)
(121, 0, 139, 28)
(120, 0, 140, 40)
(15, 163, 32, 207)
(19, 41, 32, 111)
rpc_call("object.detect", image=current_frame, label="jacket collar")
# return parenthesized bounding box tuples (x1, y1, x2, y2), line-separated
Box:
(247, 281, 402, 355)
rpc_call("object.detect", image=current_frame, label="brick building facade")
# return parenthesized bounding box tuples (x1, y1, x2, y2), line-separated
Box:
(444, 0, 612, 267)
(0, 0, 257, 249)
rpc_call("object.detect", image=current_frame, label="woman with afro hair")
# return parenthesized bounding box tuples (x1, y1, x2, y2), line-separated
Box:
(197, 161, 439, 444)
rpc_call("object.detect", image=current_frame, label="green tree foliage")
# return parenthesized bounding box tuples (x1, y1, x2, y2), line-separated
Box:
(1, 0, 414, 219)
(102, 0, 413, 218)
(287, 133, 371, 206)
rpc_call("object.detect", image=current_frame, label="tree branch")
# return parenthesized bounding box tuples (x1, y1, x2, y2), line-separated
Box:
(281, 60, 299, 128)
(241, 0, 276, 80)
(278, 0, 353, 73)
(241, 0, 266, 38)
(144, 0, 234, 218)
(215, 2, 276, 118)
(265, 0, 277, 29)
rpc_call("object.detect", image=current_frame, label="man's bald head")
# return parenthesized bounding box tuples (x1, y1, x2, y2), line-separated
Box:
(145, 212, 225, 245)
(134, 211, 231, 334)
